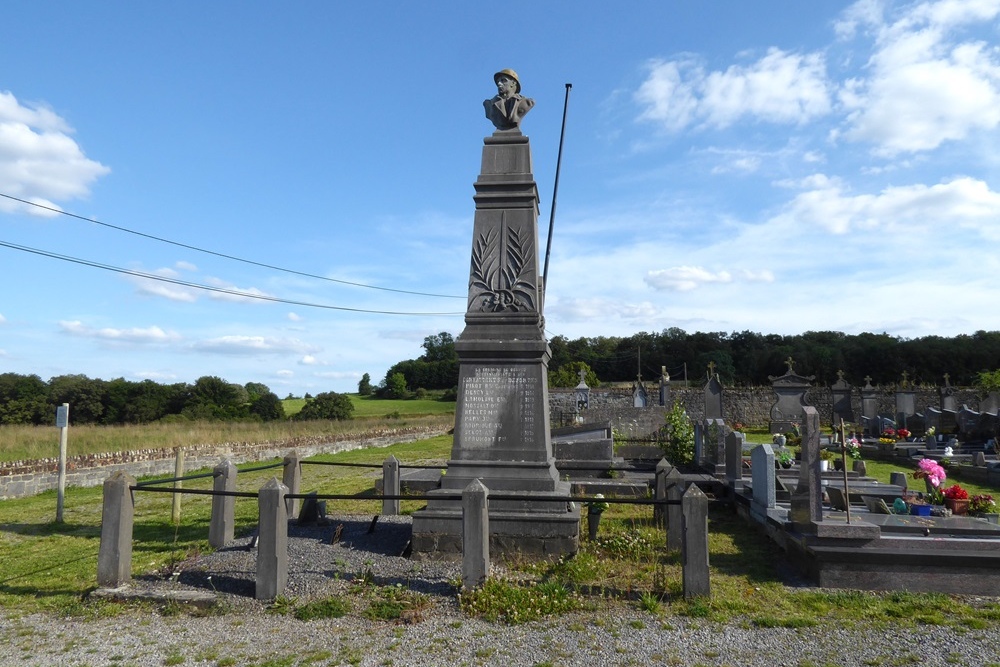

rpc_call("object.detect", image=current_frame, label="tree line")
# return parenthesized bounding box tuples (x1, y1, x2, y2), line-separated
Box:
(0, 374, 354, 426)
(381, 329, 1000, 391)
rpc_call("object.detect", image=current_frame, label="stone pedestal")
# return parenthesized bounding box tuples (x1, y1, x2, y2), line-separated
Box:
(411, 129, 579, 559)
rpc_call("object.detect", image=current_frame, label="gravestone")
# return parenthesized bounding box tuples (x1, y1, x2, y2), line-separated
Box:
(724, 431, 745, 492)
(895, 373, 916, 428)
(831, 370, 854, 426)
(861, 377, 878, 436)
(790, 407, 823, 529)
(939, 374, 957, 412)
(659, 366, 670, 407)
(768, 357, 815, 434)
(982, 392, 1000, 416)
(693, 422, 704, 466)
(705, 418, 726, 474)
(632, 376, 648, 407)
(925, 406, 941, 437)
(750, 444, 784, 523)
(410, 70, 579, 558)
(704, 364, 723, 420)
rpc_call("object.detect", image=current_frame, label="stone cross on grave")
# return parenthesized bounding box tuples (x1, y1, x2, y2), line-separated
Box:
(944, 373, 951, 386)
(784, 357, 795, 373)
(577, 368, 587, 385)
(900, 370, 909, 387)
(706, 360, 716, 379)
(836, 369, 845, 381)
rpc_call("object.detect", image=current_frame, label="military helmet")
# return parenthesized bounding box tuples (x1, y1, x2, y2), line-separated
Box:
(493, 68, 521, 94)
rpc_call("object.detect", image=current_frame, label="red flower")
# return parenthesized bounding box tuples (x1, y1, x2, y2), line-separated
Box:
(943, 484, 968, 500)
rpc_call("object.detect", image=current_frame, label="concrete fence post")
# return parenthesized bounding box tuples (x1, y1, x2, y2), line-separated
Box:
(653, 458, 670, 529)
(256, 477, 289, 600)
(282, 451, 301, 520)
(382, 455, 401, 516)
(209, 459, 236, 548)
(97, 471, 136, 587)
(666, 466, 684, 551)
(462, 479, 490, 591)
(682, 483, 710, 599)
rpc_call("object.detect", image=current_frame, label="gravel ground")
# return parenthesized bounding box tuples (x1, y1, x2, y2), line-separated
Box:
(3, 515, 1000, 667)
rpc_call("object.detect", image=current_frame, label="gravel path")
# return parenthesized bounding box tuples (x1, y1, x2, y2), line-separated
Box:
(3, 515, 1000, 667)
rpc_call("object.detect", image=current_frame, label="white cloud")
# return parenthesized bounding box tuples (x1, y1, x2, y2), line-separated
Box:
(773, 174, 1000, 235)
(126, 265, 272, 304)
(299, 355, 321, 365)
(547, 297, 662, 321)
(276, 370, 294, 378)
(133, 370, 178, 381)
(0, 313, 5, 324)
(644, 266, 732, 291)
(59, 320, 182, 343)
(0, 90, 110, 216)
(636, 48, 832, 131)
(287, 312, 302, 322)
(643, 267, 774, 292)
(190, 335, 319, 356)
(314, 370, 362, 380)
(837, 0, 1000, 155)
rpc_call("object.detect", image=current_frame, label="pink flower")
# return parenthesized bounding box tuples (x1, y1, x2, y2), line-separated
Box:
(916, 458, 947, 487)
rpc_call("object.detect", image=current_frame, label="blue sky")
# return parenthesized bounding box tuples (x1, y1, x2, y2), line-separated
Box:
(3, 0, 1000, 396)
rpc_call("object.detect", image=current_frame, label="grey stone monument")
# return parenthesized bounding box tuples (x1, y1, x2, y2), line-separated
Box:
(939, 374, 957, 412)
(632, 375, 648, 407)
(768, 357, 815, 434)
(895, 372, 916, 428)
(860, 376, 878, 436)
(831, 370, 854, 426)
(749, 444, 776, 523)
(790, 407, 823, 529)
(658, 365, 670, 407)
(411, 70, 579, 558)
(704, 363, 723, 421)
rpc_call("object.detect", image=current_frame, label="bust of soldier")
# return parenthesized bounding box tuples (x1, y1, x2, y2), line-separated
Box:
(484, 68, 535, 131)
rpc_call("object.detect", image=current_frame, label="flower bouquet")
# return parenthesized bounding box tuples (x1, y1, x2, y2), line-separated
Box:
(969, 494, 997, 516)
(845, 437, 861, 460)
(913, 458, 947, 504)
(942, 483, 970, 515)
(896, 428, 911, 440)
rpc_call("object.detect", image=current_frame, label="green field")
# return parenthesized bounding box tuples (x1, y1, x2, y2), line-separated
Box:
(283, 394, 456, 419)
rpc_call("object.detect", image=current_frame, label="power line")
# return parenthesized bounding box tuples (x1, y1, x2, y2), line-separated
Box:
(0, 192, 464, 300)
(0, 240, 465, 317)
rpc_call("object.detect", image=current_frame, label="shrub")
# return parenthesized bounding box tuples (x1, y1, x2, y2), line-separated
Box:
(293, 392, 354, 421)
(659, 402, 694, 465)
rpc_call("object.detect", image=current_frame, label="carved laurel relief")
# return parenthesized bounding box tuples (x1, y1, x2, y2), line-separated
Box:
(469, 213, 536, 312)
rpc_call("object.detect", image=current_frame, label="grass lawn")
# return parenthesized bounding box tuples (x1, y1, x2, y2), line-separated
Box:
(281, 394, 456, 419)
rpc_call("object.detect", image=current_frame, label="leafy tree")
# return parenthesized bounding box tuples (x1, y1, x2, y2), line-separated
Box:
(383, 372, 410, 399)
(244, 382, 271, 403)
(0, 373, 48, 425)
(975, 370, 1000, 395)
(358, 373, 373, 396)
(182, 376, 249, 421)
(48, 374, 106, 424)
(421, 332, 456, 362)
(294, 391, 354, 421)
(548, 361, 599, 388)
(249, 391, 286, 421)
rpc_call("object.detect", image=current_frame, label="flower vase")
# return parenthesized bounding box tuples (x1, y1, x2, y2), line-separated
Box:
(945, 498, 969, 516)
(587, 511, 602, 540)
(819, 460, 829, 472)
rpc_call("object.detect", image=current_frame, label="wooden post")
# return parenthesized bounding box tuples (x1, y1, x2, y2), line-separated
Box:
(653, 458, 670, 529)
(56, 403, 69, 523)
(171, 448, 184, 525)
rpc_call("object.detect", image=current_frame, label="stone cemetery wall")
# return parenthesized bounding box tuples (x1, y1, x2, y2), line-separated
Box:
(0, 426, 446, 500)
(551, 385, 985, 438)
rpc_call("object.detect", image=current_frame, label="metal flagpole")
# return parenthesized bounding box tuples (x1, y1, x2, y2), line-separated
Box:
(542, 83, 572, 302)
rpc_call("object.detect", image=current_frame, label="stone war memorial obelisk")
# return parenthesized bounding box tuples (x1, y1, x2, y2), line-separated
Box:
(410, 69, 580, 558)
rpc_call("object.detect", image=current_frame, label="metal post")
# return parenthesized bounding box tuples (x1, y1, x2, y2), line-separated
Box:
(541, 82, 572, 296)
